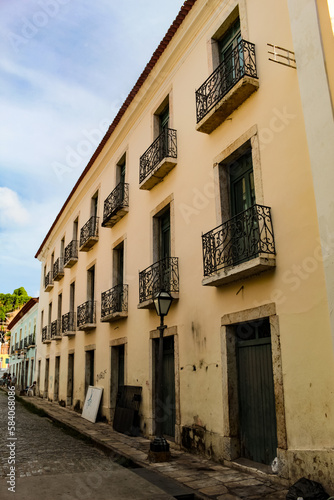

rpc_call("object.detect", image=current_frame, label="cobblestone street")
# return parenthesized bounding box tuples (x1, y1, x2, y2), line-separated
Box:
(0, 390, 290, 499)
(0, 391, 175, 499)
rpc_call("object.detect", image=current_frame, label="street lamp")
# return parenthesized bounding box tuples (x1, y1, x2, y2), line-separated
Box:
(149, 291, 173, 461)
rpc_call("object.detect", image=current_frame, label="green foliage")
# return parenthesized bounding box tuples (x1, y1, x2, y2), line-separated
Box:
(0, 288, 31, 323)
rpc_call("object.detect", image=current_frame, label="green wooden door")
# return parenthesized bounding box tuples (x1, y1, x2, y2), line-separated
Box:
(219, 18, 242, 90)
(161, 336, 175, 438)
(236, 320, 277, 465)
(230, 150, 256, 264)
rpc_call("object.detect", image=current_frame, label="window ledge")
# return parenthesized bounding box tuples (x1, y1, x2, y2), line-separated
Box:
(64, 257, 78, 268)
(62, 331, 76, 337)
(77, 323, 96, 331)
(101, 311, 128, 323)
(137, 292, 179, 310)
(139, 157, 177, 190)
(102, 207, 129, 228)
(202, 255, 276, 287)
(196, 76, 259, 134)
(79, 237, 98, 252)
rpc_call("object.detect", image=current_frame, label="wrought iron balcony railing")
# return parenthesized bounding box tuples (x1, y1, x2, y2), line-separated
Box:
(79, 216, 99, 250)
(53, 257, 64, 281)
(42, 326, 51, 343)
(23, 338, 28, 348)
(64, 240, 78, 268)
(77, 300, 96, 329)
(28, 334, 35, 346)
(196, 39, 257, 123)
(139, 128, 177, 184)
(102, 182, 129, 227)
(51, 319, 62, 340)
(139, 257, 179, 304)
(44, 271, 53, 291)
(101, 284, 128, 320)
(202, 204, 275, 277)
(62, 311, 76, 335)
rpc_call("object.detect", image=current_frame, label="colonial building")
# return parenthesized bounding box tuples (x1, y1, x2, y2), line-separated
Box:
(35, 0, 334, 491)
(0, 343, 10, 370)
(8, 298, 38, 389)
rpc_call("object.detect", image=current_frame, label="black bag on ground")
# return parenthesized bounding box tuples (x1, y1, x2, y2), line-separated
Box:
(286, 477, 329, 500)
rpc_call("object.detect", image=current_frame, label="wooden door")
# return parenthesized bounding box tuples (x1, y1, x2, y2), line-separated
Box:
(236, 319, 277, 465)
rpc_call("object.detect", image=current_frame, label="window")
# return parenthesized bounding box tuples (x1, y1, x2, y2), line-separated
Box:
(154, 96, 169, 138)
(116, 154, 126, 186)
(70, 282, 75, 313)
(58, 293, 62, 322)
(73, 218, 78, 241)
(140, 95, 177, 189)
(196, 8, 258, 133)
(87, 265, 95, 303)
(202, 133, 275, 285)
(113, 242, 124, 287)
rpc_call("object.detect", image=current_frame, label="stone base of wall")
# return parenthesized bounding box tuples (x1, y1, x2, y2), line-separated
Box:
(180, 425, 334, 495)
(278, 448, 334, 495)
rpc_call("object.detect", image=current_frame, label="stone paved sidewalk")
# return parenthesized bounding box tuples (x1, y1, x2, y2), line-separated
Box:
(6, 389, 289, 499)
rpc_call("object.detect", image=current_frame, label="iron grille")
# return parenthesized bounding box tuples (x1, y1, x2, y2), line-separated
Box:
(202, 204, 275, 276)
(44, 271, 53, 289)
(103, 183, 129, 226)
(139, 128, 177, 184)
(24, 338, 28, 348)
(62, 312, 76, 334)
(196, 39, 257, 123)
(77, 300, 96, 328)
(51, 319, 61, 339)
(101, 284, 128, 318)
(80, 216, 99, 248)
(28, 334, 35, 346)
(139, 257, 179, 304)
(64, 240, 78, 266)
(42, 326, 50, 342)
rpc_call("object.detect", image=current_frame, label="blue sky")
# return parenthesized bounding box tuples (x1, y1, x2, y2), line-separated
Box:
(0, 0, 185, 297)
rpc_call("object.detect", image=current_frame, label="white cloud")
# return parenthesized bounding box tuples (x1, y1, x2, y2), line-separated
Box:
(0, 188, 29, 227)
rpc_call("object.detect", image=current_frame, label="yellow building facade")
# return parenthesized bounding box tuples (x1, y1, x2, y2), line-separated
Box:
(35, 0, 334, 491)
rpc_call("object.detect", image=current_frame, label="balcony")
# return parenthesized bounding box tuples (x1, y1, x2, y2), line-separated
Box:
(53, 257, 64, 281)
(138, 257, 179, 309)
(196, 39, 258, 134)
(139, 128, 177, 190)
(102, 182, 129, 228)
(64, 240, 78, 268)
(44, 271, 54, 292)
(42, 326, 51, 344)
(51, 319, 62, 340)
(28, 334, 36, 348)
(79, 216, 99, 252)
(62, 312, 76, 336)
(202, 205, 276, 286)
(77, 300, 96, 330)
(101, 284, 128, 322)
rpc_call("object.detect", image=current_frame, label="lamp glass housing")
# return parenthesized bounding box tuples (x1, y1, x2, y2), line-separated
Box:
(154, 291, 173, 317)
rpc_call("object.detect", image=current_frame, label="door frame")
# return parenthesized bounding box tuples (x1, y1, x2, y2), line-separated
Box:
(110, 337, 128, 422)
(149, 326, 180, 445)
(220, 303, 287, 462)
